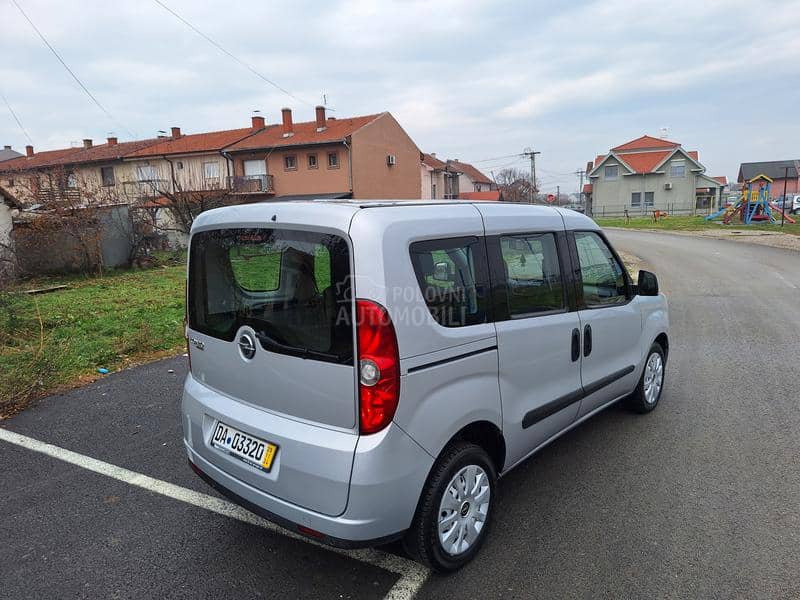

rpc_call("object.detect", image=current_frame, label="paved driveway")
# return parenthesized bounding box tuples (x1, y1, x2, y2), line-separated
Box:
(2, 230, 799, 599)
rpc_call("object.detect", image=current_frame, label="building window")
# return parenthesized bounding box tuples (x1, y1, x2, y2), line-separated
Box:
(66, 172, 78, 188)
(307, 154, 318, 169)
(243, 159, 266, 177)
(645, 191, 654, 207)
(284, 155, 297, 170)
(136, 165, 157, 182)
(432, 183, 437, 199)
(631, 192, 641, 207)
(327, 151, 339, 169)
(101, 166, 115, 187)
(670, 161, 685, 177)
(604, 165, 618, 180)
(203, 161, 220, 180)
(177, 161, 184, 170)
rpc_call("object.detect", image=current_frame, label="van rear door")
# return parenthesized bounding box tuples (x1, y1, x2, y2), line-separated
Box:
(186, 225, 357, 515)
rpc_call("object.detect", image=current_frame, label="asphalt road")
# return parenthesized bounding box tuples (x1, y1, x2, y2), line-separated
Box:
(2, 230, 799, 599)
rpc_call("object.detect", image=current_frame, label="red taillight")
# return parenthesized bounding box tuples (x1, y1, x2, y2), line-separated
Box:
(356, 300, 400, 435)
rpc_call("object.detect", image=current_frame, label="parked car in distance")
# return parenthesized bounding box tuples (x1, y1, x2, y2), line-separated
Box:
(773, 195, 800, 214)
(182, 200, 670, 571)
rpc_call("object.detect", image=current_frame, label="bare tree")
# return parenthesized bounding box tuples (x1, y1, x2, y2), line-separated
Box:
(495, 168, 536, 203)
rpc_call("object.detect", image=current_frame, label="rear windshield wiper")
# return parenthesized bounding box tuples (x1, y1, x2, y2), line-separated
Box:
(254, 331, 345, 362)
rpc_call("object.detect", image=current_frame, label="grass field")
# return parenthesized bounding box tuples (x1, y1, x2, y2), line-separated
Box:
(594, 214, 800, 236)
(0, 258, 186, 417)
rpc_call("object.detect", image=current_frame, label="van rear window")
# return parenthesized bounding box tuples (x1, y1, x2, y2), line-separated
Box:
(188, 228, 353, 364)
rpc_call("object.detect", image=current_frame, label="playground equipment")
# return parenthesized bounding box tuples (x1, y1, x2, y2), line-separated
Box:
(705, 174, 796, 224)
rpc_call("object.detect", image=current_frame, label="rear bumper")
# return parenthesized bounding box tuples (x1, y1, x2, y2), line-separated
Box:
(182, 375, 434, 544)
(188, 457, 402, 548)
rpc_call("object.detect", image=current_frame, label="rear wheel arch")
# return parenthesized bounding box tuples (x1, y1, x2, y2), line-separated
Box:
(447, 420, 506, 474)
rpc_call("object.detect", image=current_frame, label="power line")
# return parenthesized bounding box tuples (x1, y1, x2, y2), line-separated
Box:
(1, 91, 34, 145)
(11, 0, 135, 138)
(153, 0, 314, 108)
(470, 153, 523, 164)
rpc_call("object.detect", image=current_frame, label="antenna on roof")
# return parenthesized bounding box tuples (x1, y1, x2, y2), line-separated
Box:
(660, 127, 669, 139)
(252, 109, 261, 114)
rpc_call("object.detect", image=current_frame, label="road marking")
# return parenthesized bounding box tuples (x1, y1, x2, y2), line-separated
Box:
(0, 428, 430, 600)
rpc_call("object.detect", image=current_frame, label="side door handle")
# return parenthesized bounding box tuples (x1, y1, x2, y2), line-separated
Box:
(571, 328, 580, 362)
(583, 324, 592, 357)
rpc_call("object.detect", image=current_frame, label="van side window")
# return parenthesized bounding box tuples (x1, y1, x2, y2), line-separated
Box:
(574, 231, 627, 306)
(499, 233, 564, 316)
(409, 237, 489, 327)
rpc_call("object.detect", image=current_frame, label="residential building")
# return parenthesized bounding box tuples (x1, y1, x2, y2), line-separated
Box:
(0, 137, 163, 206)
(737, 160, 799, 198)
(586, 135, 723, 216)
(0, 145, 23, 162)
(420, 154, 494, 199)
(448, 160, 494, 193)
(225, 107, 421, 200)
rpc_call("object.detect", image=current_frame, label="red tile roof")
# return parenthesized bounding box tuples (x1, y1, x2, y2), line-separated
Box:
(582, 183, 593, 194)
(617, 151, 673, 174)
(687, 150, 699, 161)
(127, 127, 257, 157)
(226, 114, 383, 152)
(449, 160, 492, 184)
(0, 147, 84, 171)
(612, 135, 680, 152)
(422, 153, 447, 170)
(593, 155, 606, 169)
(0, 138, 164, 171)
(712, 175, 728, 185)
(459, 191, 502, 201)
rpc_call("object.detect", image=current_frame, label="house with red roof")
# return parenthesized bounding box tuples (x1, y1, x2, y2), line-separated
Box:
(420, 153, 494, 199)
(225, 107, 421, 200)
(586, 135, 723, 216)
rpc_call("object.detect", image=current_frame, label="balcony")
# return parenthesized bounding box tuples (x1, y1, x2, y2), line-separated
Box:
(227, 174, 274, 194)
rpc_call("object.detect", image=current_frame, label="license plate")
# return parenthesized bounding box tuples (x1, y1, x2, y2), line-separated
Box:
(210, 422, 278, 472)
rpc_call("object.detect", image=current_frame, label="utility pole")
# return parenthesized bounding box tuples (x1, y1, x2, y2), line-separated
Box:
(781, 166, 789, 226)
(522, 148, 541, 203)
(575, 169, 586, 204)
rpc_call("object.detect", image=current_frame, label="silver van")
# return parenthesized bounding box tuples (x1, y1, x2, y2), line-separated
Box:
(182, 200, 669, 571)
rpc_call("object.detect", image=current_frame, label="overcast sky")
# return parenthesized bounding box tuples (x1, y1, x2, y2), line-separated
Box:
(2, 0, 799, 193)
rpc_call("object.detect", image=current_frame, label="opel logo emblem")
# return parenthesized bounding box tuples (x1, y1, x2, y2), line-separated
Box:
(237, 332, 256, 360)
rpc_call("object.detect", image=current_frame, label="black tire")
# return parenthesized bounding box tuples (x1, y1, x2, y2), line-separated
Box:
(403, 441, 497, 572)
(626, 342, 666, 413)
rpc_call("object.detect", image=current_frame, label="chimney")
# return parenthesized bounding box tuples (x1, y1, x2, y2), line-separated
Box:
(315, 105, 326, 131)
(171, 126, 182, 139)
(430, 152, 436, 158)
(107, 136, 118, 146)
(3, 145, 11, 150)
(83, 138, 93, 149)
(281, 107, 293, 137)
(251, 115, 265, 131)
(25, 145, 34, 157)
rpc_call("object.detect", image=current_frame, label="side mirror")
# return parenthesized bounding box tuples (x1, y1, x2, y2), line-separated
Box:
(433, 261, 451, 281)
(638, 270, 659, 296)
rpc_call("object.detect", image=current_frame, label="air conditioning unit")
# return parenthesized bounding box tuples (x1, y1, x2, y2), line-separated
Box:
(664, 182, 673, 190)
(386, 154, 397, 166)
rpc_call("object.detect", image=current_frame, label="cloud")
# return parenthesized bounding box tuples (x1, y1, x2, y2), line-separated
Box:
(1, 0, 800, 191)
